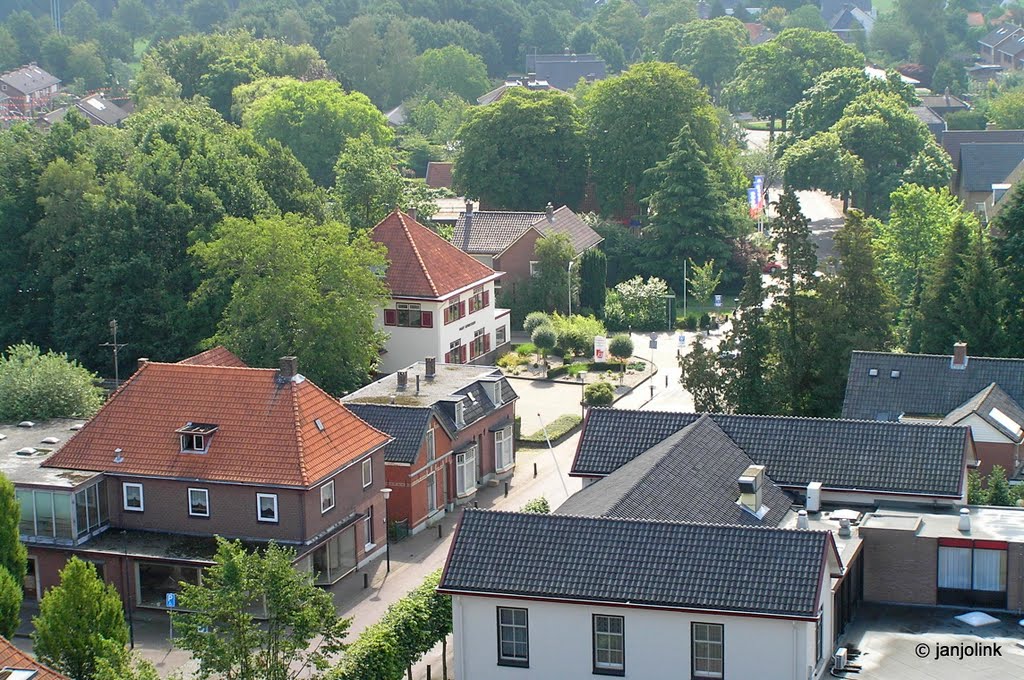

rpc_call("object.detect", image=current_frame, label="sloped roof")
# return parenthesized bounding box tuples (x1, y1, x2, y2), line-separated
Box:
(571, 409, 969, 497)
(452, 206, 603, 256)
(370, 210, 499, 299)
(979, 23, 1022, 48)
(942, 383, 1024, 443)
(75, 94, 129, 126)
(0, 64, 59, 94)
(998, 33, 1024, 57)
(843, 350, 1024, 422)
(556, 416, 793, 526)
(530, 54, 607, 90)
(44, 362, 390, 487)
(959, 143, 1024, 192)
(177, 346, 248, 368)
(0, 637, 69, 680)
(919, 94, 969, 112)
(439, 510, 834, 619)
(344, 404, 435, 464)
(830, 7, 873, 32)
(424, 161, 453, 190)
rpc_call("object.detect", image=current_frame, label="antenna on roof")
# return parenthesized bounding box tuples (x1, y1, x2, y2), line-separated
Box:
(99, 319, 128, 386)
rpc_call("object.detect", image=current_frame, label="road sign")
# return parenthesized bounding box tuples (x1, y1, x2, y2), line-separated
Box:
(165, 592, 177, 608)
(678, 334, 686, 347)
(714, 295, 723, 308)
(648, 339, 658, 350)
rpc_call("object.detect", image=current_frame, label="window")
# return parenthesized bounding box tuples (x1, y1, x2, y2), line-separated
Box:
(529, 261, 539, 277)
(363, 506, 374, 547)
(890, 369, 901, 379)
(444, 299, 465, 325)
(256, 493, 278, 522)
(177, 423, 217, 452)
(497, 607, 529, 667)
(321, 480, 335, 513)
(74, 480, 108, 538)
(815, 607, 823, 664)
(426, 427, 436, 461)
(456, 446, 477, 496)
(868, 368, 878, 377)
(496, 324, 507, 346)
(361, 459, 372, 488)
(397, 302, 422, 327)
(495, 427, 513, 472)
(188, 488, 209, 517)
(692, 622, 723, 679)
(180, 434, 207, 452)
(468, 286, 490, 313)
(445, 341, 465, 364)
(426, 472, 437, 512)
(16, 489, 73, 541)
(123, 483, 144, 512)
(593, 615, 624, 675)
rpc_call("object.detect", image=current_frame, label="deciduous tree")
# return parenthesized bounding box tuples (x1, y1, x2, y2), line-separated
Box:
(668, 17, 748, 99)
(0, 344, 104, 421)
(414, 46, 491, 103)
(333, 135, 403, 229)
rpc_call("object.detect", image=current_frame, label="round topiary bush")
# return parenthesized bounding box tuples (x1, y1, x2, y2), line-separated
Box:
(584, 381, 615, 406)
(524, 311, 552, 335)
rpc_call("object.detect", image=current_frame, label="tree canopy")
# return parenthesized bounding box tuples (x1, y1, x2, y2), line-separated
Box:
(0, 344, 104, 421)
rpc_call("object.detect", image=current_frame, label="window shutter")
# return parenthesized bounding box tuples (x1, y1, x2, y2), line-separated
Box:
(444, 306, 451, 325)
(459, 301, 466, 318)
(421, 311, 433, 328)
(484, 333, 491, 352)
(483, 290, 490, 307)
(384, 309, 397, 326)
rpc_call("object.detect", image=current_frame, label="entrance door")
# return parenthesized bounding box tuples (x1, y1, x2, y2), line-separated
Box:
(24, 557, 38, 602)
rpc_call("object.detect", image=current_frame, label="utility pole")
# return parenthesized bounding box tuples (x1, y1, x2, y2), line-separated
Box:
(51, 0, 62, 34)
(99, 319, 128, 386)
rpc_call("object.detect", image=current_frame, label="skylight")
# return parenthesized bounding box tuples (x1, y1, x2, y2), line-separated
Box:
(989, 407, 1023, 438)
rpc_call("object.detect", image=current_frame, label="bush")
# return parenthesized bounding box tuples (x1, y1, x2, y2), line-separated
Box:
(0, 343, 105, 421)
(531, 326, 558, 364)
(699, 312, 711, 330)
(515, 342, 537, 356)
(521, 497, 551, 514)
(496, 353, 525, 369)
(550, 313, 607, 357)
(609, 334, 634, 363)
(584, 381, 615, 406)
(519, 414, 582, 442)
(677, 314, 698, 331)
(523, 311, 552, 335)
(602, 276, 671, 331)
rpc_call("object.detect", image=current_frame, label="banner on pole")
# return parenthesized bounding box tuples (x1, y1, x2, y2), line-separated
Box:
(594, 335, 608, 362)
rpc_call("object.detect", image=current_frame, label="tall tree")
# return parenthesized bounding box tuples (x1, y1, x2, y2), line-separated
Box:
(173, 538, 350, 680)
(532, 233, 579, 314)
(333, 135, 403, 230)
(453, 89, 586, 210)
(0, 344, 104, 421)
(414, 46, 491, 102)
(0, 566, 20, 639)
(191, 214, 389, 394)
(667, 17, 748, 99)
(679, 336, 728, 412)
(724, 263, 774, 414)
(33, 558, 128, 680)
(952, 226, 1004, 356)
(994, 181, 1024, 355)
(579, 248, 608, 314)
(914, 213, 973, 354)
(0, 471, 26, 636)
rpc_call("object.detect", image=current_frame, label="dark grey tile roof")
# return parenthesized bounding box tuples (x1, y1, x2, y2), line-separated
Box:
(344, 404, 434, 464)
(452, 206, 602, 256)
(820, 0, 871, 23)
(76, 94, 129, 126)
(942, 383, 1024, 443)
(0, 64, 59, 94)
(980, 23, 1023, 48)
(942, 130, 1024, 167)
(843, 350, 1024, 422)
(530, 54, 607, 91)
(998, 33, 1024, 57)
(440, 510, 832, 618)
(959, 143, 1024, 191)
(918, 95, 969, 112)
(557, 416, 793, 526)
(571, 409, 969, 497)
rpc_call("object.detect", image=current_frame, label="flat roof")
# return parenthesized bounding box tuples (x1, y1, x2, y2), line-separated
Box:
(860, 506, 1024, 543)
(343, 361, 503, 406)
(783, 508, 864, 565)
(0, 419, 99, 488)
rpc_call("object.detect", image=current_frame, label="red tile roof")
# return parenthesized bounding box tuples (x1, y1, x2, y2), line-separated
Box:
(44, 362, 390, 487)
(177, 346, 248, 368)
(0, 637, 69, 680)
(370, 210, 498, 299)
(425, 162, 453, 189)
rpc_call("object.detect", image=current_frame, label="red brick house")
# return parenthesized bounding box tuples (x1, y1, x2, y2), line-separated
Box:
(0, 636, 69, 679)
(0, 64, 60, 115)
(344, 360, 518, 533)
(4, 354, 391, 611)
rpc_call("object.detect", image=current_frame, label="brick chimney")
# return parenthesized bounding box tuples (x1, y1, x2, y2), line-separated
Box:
(951, 342, 968, 370)
(546, 202, 555, 222)
(279, 356, 299, 381)
(425, 356, 436, 379)
(738, 465, 765, 517)
(407, 207, 417, 222)
(397, 370, 408, 390)
(464, 200, 473, 231)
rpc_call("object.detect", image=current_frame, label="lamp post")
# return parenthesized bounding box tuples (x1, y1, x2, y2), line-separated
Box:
(567, 259, 574, 316)
(579, 372, 587, 419)
(380, 488, 392, 573)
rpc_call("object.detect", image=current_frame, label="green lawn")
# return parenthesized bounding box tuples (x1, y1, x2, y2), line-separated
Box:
(677, 299, 738, 319)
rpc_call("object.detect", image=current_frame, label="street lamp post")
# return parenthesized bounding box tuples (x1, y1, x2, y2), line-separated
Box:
(567, 259, 574, 316)
(380, 488, 392, 573)
(579, 371, 587, 419)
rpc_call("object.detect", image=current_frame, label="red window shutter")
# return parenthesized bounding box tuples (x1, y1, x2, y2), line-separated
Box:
(459, 301, 466, 318)
(483, 290, 490, 307)
(421, 311, 433, 328)
(444, 306, 451, 325)
(484, 333, 491, 352)
(384, 309, 397, 326)
(460, 345, 467, 363)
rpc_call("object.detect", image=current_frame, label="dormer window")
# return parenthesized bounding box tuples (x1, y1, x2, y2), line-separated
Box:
(177, 422, 218, 453)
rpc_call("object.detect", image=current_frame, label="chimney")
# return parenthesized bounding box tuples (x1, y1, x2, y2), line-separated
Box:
(464, 200, 473, 231)
(455, 400, 465, 428)
(279, 356, 299, 381)
(407, 207, 417, 222)
(546, 202, 554, 222)
(425, 356, 436, 379)
(958, 507, 971, 533)
(137, 357, 149, 370)
(465, 199, 474, 215)
(738, 465, 765, 517)
(838, 518, 852, 538)
(397, 370, 408, 390)
(952, 342, 968, 370)
(797, 509, 809, 530)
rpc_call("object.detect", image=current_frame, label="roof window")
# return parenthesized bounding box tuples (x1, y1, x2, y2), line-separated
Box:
(868, 368, 878, 377)
(177, 422, 218, 453)
(315, 418, 325, 432)
(890, 370, 901, 379)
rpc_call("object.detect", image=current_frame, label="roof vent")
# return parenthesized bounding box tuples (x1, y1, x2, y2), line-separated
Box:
(797, 509, 809, 530)
(890, 370, 900, 379)
(113, 448, 124, 464)
(17, 421, 34, 428)
(868, 368, 878, 377)
(69, 424, 83, 431)
(952, 342, 968, 370)
(838, 518, 852, 538)
(958, 507, 971, 532)
(40, 437, 59, 445)
(546, 202, 554, 222)
(15, 448, 37, 457)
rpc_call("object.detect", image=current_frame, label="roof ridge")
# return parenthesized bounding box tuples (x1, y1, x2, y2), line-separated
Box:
(290, 379, 309, 486)
(592, 407, 966, 428)
(853, 349, 1024, 363)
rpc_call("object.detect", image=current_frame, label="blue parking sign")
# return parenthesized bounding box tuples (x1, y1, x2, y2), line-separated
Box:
(165, 592, 177, 608)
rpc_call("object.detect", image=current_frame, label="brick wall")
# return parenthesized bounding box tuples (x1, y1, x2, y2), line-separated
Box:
(974, 441, 1018, 477)
(859, 528, 938, 605)
(1007, 543, 1024, 611)
(494, 230, 540, 290)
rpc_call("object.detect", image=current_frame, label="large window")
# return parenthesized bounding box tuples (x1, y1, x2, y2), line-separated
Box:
(444, 299, 465, 325)
(74, 480, 108, 538)
(303, 525, 357, 585)
(456, 446, 477, 496)
(426, 427, 436, 461)
(469, 328, 489, 360)
(256, 493, 278, 522)
(938, 540, 1008, 607)
(16, 489, 73, 541)
(497, 607, 529, 667)
(496, 324, 507, 346)
(692, 622, 724, 679)
(495, 427, 513, 472)
(136, 562, 201, 608)
(425, 472, 437, 512)
(320, 480, 335, 513)
(383, 303, 433, 328)
(188, 488, 209, 517)
(122, 483, 144, 512)
(445, 340, 465, 364)
(593, 614, 625, 675)
(468, 287, 489, 313)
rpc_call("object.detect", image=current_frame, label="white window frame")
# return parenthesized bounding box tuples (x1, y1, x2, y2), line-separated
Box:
(122, 483, 144, 512)
(692, 622, 724, 679)
(256, 493, 278, 523)
(320, 480, 335, 514)
(187, 488, 209, 517)
(426, 427, 436, 461)
(593, 614, 625, 673)
(497, 606, 529, 666)
(529, 261, 539, 277)
(361, 458, 372, 488)
(363, 505, 374, 548)
(456, 446, 477, 496)
(495, 426, 514, 472)
(180, 433, 207, 453)
(425, 472, 437, 512)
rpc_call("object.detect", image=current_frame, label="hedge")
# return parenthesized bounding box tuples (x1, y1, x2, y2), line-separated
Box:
(518, 414, 582, 443)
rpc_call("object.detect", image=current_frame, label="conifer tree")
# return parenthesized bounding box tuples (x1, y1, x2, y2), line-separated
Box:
(914, 214, 972, 354)
(993, 182, 1024, 355)
(725, 263, 774, 414)
(953, 227, 1004, 356)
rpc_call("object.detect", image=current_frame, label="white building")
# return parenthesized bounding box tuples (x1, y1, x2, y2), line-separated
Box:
(370, 210, 511, 374)
(439, 511, 842, 680)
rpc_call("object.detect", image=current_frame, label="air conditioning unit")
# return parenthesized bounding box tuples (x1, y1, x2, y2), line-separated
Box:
(833, 648, 848, 671)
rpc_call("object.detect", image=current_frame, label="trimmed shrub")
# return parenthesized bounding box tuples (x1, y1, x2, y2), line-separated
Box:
(521, 497, 551, 514)
(519, 414, 582, 442)
(584, 381, 615, 406)
(523, 311, 552, 335)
